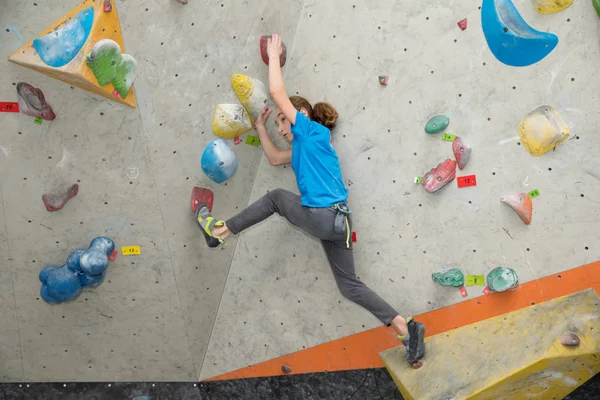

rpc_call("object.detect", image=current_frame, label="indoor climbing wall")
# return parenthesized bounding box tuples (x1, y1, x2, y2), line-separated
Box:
(0, 0, 599, 388)
(0, 0, 300, 382)
(200, 0, 600, 379)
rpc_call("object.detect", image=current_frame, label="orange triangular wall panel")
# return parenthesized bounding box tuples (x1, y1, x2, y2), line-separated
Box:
(8, 0, 137, 108)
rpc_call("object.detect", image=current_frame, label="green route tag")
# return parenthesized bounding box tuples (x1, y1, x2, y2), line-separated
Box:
(465, 275, 485, 286)
(528, 189, 540, 198)
(414, 176, 422, 184)
(34, 117, 43, 125)
(245, 135, 260, 146)
(442, 133, 456, 142)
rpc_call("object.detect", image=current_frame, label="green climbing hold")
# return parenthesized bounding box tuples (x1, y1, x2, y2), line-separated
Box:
(593, 0, 600, 17)
(424, 115, 450, 134)
(432, 268, 465, 287)
(487, 267, 519, 292)
(86, 39, 138, 99)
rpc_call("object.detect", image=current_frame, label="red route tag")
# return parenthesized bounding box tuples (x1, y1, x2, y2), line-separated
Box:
(0, 102, 19, 112)
(457, 175, 477, 188)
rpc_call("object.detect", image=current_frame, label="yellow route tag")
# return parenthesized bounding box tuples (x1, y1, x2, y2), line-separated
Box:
(465, 275, 485, 286)
(121, 246, 141, 255)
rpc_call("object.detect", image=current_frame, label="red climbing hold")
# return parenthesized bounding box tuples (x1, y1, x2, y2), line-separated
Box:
(452, 136, 471, 170)
(422, 159, 456, 193)
(112, 89, 121, 99)
(42, 184, 79, 212)
(17, 82, 56, 121)
(379, 76, 389, 86)
(191, 186, 214, 214)
(260, 35, 287, 67)
(412, 360, 423, 369)
(457, 18, 467, 31)
(460, 286, 468, 297)
(108, 250, 118, 262)
(103, 0, 112, 12)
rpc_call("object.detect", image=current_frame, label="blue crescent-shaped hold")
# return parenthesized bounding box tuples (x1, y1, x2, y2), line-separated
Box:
(33, 6, 94, 68)
(481, 0, 558, 67)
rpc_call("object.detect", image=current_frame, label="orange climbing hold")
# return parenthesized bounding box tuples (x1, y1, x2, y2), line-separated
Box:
(500, 193, 532, 225)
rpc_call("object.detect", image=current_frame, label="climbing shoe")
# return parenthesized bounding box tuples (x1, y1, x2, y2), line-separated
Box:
(401, 318, 425, 364)
(195, 203, 225, 248)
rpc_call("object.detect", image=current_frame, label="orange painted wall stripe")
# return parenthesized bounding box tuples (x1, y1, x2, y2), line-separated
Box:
(206, 261, 600, 381)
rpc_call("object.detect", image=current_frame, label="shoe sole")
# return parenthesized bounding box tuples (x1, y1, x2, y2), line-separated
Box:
(406, 321, 425, 364)
(196, 204, 221, 248)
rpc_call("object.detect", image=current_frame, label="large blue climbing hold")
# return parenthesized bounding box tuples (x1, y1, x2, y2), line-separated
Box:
(201, 139, 238, 184)
(39, 236, 115, 304)
(481, 0, 558, 67)
(33, 6, 94, 68)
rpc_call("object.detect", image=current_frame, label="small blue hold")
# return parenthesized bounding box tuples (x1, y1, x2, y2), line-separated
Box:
(39, 236, 115, 304)
(89, 236, 115, 254)
(66, 249, 85, 271)
(80, 249, 108, 276)
(42, 265, 83, 303)
(79, 270, 106, 288)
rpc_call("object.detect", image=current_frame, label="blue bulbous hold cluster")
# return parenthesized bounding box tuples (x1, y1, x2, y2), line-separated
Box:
(39, 237, 115, 304)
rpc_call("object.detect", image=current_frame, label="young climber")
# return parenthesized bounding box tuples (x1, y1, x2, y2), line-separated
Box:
(195, 34, 425, 364)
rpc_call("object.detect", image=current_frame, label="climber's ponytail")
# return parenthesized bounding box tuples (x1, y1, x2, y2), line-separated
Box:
(289, 96, 339, 130)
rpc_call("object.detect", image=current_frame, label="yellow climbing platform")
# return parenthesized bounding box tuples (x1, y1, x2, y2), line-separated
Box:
(380, 289, 600, 400)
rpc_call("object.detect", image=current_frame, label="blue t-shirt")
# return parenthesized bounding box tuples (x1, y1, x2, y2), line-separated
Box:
(290, 111, 348, 207)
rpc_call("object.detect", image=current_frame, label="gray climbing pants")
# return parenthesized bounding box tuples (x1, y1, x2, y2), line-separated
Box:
(226, 188, 400, 325)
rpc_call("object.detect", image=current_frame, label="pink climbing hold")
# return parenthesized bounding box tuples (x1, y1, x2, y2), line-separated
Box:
(108, 250, 118, 262)
(42, 184, 79, 212)
(16, 82, 56, 121)
(561, 333, 580, 347)
(112, 89, 121, 99)
(260, 35, 287, 67)
(457, 18, 467, 31)
(103, 0, 112, 12)
(452, 136, 471, 170)
(422, 159, 456, 193)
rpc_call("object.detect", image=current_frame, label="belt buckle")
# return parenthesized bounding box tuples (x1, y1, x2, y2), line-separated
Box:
(335, 203, 352, 214)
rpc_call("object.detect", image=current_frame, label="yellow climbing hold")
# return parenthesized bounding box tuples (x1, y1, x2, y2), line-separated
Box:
(518, 105, 569, 156)
(531, 0, 573, 15)
(231, 74, 268, 124)
(212, 104, 253, 139)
